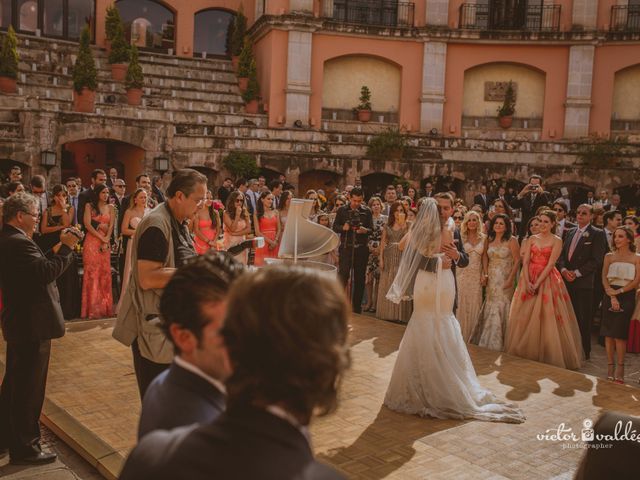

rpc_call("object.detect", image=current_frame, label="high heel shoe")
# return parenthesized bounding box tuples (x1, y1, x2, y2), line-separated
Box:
(607, 364, 615, 381)
(614, 363, 625, 385)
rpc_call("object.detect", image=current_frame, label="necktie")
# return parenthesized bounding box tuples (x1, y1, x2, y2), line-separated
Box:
(568, 228, 582, 261)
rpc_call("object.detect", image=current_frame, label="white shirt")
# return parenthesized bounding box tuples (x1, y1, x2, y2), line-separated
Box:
(173, 355, 226, 394)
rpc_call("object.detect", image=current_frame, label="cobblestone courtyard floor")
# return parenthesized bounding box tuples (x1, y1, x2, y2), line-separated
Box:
(1, 314, 639, 479)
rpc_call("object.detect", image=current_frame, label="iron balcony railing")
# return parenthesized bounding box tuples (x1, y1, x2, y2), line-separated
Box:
(323, 1, 415, 28)
(459, 3, 561, 32)
(610, 5, 640, 32)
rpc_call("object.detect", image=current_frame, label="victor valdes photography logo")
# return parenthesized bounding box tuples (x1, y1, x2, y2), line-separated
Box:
(536, 418, 640, 450)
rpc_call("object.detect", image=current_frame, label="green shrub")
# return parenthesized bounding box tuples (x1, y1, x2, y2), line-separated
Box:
(125, 45, 144, 89)
(238, 38, 252, 77)
(497, 81, 516, 117)
(105, 5, 122, 42)
(366, 129, 407, 161)
(357, 85, 372, 111)
(0, 26, 19, 79)
(72, 26, 97, 92)
(223, 151, 259, 179)
(108, 21, 130, 64)
(229, 6, 247, 56)
(242, 59, 260, 103)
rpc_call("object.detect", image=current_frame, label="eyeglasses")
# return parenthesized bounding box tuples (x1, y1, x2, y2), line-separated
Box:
(114, 185, 125, 188)
(21, 210, 39, 219)
(453, 216, 463, 220)
(235, 199, 243, 203)
(553, 208, 564, 212)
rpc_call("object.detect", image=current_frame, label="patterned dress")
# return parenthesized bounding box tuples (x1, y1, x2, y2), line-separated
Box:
(456, 237, 485, 342)
(81, 211, 113, 319)
(376, 224, 412, 322)
(505, 244, 583, 369)
(366, 214, 387, 279)
(472, 243, 514, 350)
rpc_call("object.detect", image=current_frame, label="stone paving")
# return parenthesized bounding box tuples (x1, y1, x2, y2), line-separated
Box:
(1, 315, 639, 479)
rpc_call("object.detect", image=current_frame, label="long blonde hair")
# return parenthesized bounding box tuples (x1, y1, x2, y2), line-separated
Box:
(461, 210, 485, 242)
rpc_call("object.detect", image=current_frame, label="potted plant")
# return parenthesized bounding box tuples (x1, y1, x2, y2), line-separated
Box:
(497, 81, 516, 129)
(242, 59, 260, 114)
(356, 85, 372, 122)
(366, 128, 407, 161)
(108, 21, 130, 81)
(0, 26, 19, 94)
(229, 6, 247, 71)
(104, 5, 122, 54)
(125, 45, 144, 105)
(72, 26, 98, 112)
(237, 38, 252, 92)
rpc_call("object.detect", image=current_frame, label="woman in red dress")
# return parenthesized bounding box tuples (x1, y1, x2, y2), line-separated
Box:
(253, 191, 281, 266)
(193, 190, 220, 255)
(81, 184, 115, 319)
(505, 209, 584, 370)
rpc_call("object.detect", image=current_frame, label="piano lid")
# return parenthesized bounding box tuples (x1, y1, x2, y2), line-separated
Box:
(278, 199, 340, 260)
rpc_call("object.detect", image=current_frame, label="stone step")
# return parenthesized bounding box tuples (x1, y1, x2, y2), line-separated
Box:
(15, 34, 233, 73)
(19, 72, 244, 105)
(320, 119, 399, 134)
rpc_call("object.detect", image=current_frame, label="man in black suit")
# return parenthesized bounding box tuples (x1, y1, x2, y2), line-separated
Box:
(473, 184, 492, 213)
(0, 193, 81, 465)
(120, 266, 350, 480)
(434, 193, 469, 313)
(557, 204, 607, 360)
(137, 252, 244, 439)
(552, 200, 576, 240)
(510, 174, 553, 237)
(77, 168, 107, 228)
(333, 187, 373, 313)
(216, 177, 233, 206)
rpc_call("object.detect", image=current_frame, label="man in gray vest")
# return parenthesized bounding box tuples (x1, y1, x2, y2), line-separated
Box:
(113, 169, 207, 398)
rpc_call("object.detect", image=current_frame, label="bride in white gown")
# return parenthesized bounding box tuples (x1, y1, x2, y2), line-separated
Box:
(384, 198, 525, 423)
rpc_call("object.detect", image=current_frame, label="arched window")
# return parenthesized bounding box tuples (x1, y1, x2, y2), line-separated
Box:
(194, 9, 234, 57)
(1, 1, 94, 39)
(116, 0, 175, 52)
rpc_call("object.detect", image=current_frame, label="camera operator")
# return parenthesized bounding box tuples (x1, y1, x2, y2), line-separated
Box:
(511, 174, 552, 238)
(333, 187, 373, 313)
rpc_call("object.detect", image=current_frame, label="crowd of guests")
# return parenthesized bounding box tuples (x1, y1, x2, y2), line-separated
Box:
(0, 166, 638, 476)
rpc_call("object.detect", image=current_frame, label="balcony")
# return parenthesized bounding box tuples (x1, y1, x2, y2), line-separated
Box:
(322, 1, 415, 28)
(459, 3, 561, 32)
(610, 5, 640, 32)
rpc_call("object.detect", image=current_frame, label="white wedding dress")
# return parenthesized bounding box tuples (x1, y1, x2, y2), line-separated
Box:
(384, 262, 525, 423)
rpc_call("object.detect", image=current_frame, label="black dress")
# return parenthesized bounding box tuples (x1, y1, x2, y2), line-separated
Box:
(40, 209, 81, 320)
(600, 262, 636, 340)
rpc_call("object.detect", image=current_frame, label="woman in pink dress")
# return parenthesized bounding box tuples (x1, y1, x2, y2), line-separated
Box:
(117, 188, 149, 311)
(505, 209, 584, 370)
(81, 184, 115, 319)
(193, 190, 220, 255)
(223, 190, 252, 264)
(253, 191, 281, 266)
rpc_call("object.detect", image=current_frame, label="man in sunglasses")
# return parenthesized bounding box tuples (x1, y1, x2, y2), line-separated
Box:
(0, 193, 81, 465)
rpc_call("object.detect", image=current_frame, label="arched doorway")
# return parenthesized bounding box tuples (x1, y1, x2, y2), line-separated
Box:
(116, 0, 175, 53)
(0, 0, 94, 39)
(615, 183, 640, 212)
(298, 170, 340, 198)
(361, 172, 396, 199)
(192, 166, 218, 190)
(194, 8, 235, 58)
(62, 139, 145, 189)
(421, 176, 465, 197)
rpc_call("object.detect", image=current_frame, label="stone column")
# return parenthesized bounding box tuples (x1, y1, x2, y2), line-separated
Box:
(285, 30, 313, 126)
(563, 45, 595, 138)
(571, 0, 598, 30)
(425, 0, 450, 26)
(420, 41, 447, 133)
(290, 0, 314, 13)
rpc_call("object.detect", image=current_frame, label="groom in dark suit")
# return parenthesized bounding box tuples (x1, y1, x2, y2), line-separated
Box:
(120, 267, 350, 480)
(435, 193, 469, 313)
(556, 204, 607, 360)
(137, 252, 244, 439)
(0, 193, 81, 465)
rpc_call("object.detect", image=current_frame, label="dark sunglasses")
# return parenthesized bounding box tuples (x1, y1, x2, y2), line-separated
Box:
(453, 216, 463, 220)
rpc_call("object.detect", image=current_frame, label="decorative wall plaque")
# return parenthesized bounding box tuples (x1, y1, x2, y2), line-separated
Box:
(484, 81, 518, 102)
